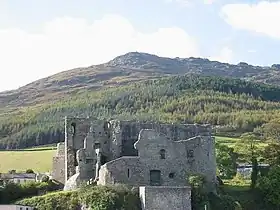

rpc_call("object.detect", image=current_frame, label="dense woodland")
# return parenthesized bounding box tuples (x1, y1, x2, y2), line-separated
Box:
(1, 74, 280, 149)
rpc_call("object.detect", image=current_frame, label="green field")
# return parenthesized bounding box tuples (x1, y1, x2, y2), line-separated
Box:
(0, 147, 56, 173)
(215, 136, 268, 148)
(215, 136, 240, 144)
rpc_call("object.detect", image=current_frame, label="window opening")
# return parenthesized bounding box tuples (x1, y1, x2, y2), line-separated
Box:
(150, 170, 161, 186)
(70, 122, 76, 135)
(127, 168, 130, 178)
(160, 149, 166, 159)
(169, 172, 175, 179)
(187, 150, 194, 158)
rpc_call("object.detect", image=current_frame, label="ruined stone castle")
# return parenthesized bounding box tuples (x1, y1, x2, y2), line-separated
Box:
(52, 117, 217, 210)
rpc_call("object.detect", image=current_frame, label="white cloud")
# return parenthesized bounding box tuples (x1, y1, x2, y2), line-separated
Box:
(165, 0, 216, 7)
(248, 49, 257, 53)
(203, 0, 216, 5)
(221, 1, 280, 39)
(166, 0, 191, 7)
(0, 14, 200, 91)
(208, 47, 233, 63)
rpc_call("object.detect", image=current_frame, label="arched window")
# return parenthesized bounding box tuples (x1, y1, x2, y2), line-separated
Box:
(70, 122, 76, 135)
(104, 122, 111, 130)
(160, 149, 166, 159)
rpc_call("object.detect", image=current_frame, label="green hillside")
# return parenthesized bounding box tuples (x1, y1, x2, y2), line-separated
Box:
(1, 75, 280, 149)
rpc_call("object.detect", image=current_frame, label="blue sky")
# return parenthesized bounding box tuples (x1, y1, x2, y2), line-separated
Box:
(0, 0, 280, 91)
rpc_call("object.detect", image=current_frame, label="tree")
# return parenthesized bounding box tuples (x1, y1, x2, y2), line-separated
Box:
(187, 173, 208, 210)
(258, 166, 280, 208)
(216, 143, 238, 178)
(25, 169, 34, 174)
(261, 122, 280, 141)
(261, 142, 280, 166)
(234, 132, 261, 189)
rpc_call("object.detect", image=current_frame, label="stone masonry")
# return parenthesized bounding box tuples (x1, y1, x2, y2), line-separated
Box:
(52, 116, 217, 209)
(97, 129, 216, 191)
(52, 143, 65, 184)
(139, 186, 192, 210)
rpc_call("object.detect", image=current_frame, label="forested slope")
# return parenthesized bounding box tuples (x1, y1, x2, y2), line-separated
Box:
(1, 75, 280, 149)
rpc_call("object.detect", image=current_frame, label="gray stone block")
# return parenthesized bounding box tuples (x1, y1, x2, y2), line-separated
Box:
(139, 186, 192, 210)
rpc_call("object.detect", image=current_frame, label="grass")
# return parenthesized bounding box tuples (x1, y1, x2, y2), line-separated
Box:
(215, 136, 268, 148)
(0, 147, 56, 173)
(215, 136, 240, 144)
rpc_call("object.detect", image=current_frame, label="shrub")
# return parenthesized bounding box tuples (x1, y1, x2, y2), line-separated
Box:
(17, 185, 141, 210)
(26, 169, 35, 174)
(79, 185, 141, 210)
(208, 193, 239, 210)
(0, 181, 59, 204)
(230, 172, 248, 186)
(187, 173, 208, 210)
(257, 166, 280, 209)
(187, 173, 241, 210)
(17, 191, 80, 210)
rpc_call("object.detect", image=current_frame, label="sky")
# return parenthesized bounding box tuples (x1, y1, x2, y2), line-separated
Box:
(1, 0, 280, 91)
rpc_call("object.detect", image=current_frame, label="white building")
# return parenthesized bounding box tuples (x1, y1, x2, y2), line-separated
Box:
(0, 205, 34, 210)
(237, 163, 270, 178)
(0, 173, 36, 184)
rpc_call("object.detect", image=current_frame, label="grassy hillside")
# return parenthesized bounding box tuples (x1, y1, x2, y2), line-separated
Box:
(1, 74, 280, 149)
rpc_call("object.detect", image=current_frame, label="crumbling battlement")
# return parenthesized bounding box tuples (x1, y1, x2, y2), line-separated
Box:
(52, 117, 215, 188)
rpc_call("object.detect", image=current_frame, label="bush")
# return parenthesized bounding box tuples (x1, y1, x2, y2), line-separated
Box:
(79, 185, 141, 210)
(187, 174, 208, 210)
(257, 166, 280, 209)
(17, 185, 141, 210)
(0, 181, 60, 204)
(26, 169, 35, 173)
(208, 193, 239, 210)
(17, 191, 80, 210)
(230, 173, 248, 186)
(187, 173, 241, 210)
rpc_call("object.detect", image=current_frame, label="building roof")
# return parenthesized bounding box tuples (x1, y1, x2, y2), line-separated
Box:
(0, 173, 36, 179)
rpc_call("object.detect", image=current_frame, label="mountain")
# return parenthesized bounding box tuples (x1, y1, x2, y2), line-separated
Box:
(1, 73, 280, 149)
(1, 52, 280, 109)
(1, 52, 280, 149)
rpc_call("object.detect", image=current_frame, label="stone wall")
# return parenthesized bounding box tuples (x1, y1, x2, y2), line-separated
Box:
(52, 143, 65, 184)
(98, 129, 216, 190)
(114, 121, 212, 157)
(189, 135, 217, 191)
(59, 117, 215, 189)
(64, 117, 113, 181)
(98, 157, 141, 186)
(139, 186, 192, 210)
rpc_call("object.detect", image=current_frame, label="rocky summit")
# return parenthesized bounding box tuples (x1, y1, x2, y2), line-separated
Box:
(1, 52, 280, 108)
